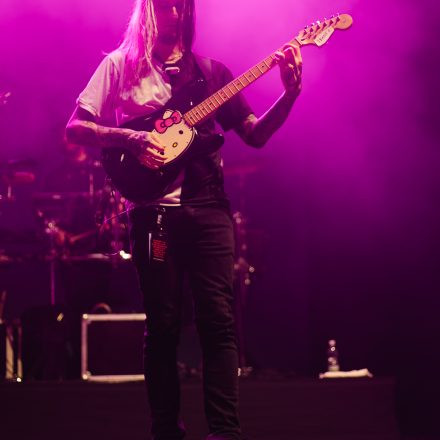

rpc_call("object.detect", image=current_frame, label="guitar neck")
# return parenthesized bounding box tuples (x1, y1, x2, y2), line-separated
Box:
(183, 42, 295, 128)
(182, 14, 352, 127)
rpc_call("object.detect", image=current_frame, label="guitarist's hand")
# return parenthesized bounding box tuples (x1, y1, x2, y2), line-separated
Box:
(127, 131, 167, 170)
(275, 44, 303, 97)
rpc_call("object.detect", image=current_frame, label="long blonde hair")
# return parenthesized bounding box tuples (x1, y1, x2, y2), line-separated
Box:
(117, 0, 195, 86)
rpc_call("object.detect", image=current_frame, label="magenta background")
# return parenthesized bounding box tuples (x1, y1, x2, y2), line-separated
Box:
(0, 1, 439, 434)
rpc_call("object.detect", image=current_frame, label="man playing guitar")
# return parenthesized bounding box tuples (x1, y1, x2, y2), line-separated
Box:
(66, 1, 302, 439)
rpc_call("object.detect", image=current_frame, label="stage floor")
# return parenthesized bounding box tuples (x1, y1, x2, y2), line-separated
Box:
(1, 377, 400, 440)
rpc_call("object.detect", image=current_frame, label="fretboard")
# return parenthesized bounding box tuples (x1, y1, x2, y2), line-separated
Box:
(182, 14, 351, 127)
(183, 49, 288, 127)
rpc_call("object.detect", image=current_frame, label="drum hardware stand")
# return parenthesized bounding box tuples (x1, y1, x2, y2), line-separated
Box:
(45, 218, 62, 307)
(95, 178, 129, 264)
(36, 210, 68, 306)
(233, 211, 255, 378)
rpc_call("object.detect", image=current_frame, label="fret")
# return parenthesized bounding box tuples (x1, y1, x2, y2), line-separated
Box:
(218, 90, 227, 101)
(240, 75, 250, 86)
(218, 91, 228, 103)
(238, 78, 246, 88)
(193, 102, 215, 121)
(183, 114, 191, 126)
(187, 108, 196, 120)
(205, 102, 215, 113)
(226, 85, 235, 96)
(251, 66, 261, 78)
(212, 93, 222, 105)
(193, 109, 202, 121)
(190, 114, 199, 125)
(208, 99, 217, 109)
(258, 61, 267, 73)
(268, 54, 277, 65)
(221, 87, 234, 99)
(256, 64, 264, 74)
(198, 105, 208, 118)
(221, 87, 232, 99)
(200, 104, 209, 115)
(217, 89, 227, 100)
(197, 106, 205, 116)
(243, 72, 253, 83)
(186, 111, 196, 125)
(263, 55, 275, 69)
(228, 83, 237, 93)
(248, 69, 257, 80)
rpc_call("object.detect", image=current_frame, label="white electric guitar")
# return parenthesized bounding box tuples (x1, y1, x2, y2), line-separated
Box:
(101, 14, 353, 202)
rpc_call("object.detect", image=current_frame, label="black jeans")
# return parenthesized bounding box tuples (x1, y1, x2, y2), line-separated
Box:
(129, 205, 241, 440)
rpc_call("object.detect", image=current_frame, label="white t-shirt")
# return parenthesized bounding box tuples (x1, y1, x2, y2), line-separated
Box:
(77, 49, 183, 205)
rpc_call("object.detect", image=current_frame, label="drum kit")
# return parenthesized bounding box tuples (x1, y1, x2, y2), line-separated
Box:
(0, 149, 130, 306)
(0, 89, 259, 369)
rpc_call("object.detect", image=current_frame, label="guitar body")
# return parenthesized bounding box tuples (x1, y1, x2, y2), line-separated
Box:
(101, 78, 222, 202)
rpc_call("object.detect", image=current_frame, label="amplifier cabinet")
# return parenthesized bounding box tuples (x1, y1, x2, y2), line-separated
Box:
(81, 313, 146, 382)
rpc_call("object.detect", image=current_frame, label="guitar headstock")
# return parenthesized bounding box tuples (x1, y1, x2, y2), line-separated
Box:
(295, 14, 353, 47)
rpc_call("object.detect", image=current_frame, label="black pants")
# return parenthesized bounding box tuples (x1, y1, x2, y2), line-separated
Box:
(129, 205, 241, 440)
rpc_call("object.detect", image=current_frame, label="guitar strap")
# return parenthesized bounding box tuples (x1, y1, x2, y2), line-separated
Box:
(193, 54, 213, 94)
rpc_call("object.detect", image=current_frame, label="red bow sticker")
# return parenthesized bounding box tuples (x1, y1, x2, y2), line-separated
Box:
(154, 111, 182, 134)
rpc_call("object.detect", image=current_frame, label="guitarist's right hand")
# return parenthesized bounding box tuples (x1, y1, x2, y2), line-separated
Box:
(127, 131, 167, 170)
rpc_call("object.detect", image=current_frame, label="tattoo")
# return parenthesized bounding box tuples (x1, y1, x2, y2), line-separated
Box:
(236, 92, 298, 148)
(66, 118, 132, 151)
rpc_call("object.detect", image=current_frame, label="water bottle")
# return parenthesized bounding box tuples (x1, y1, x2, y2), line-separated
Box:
(327, 339, 340, 372)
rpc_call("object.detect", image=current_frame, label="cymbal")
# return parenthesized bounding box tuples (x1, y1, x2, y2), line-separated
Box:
(1, 158, 37, 169)
(32, 191, 93, 202)
(66, 157, 102, 169)
(1, 171, 35, 185)
(0, 91, 11, 106)
(60, 253, 111, 263)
